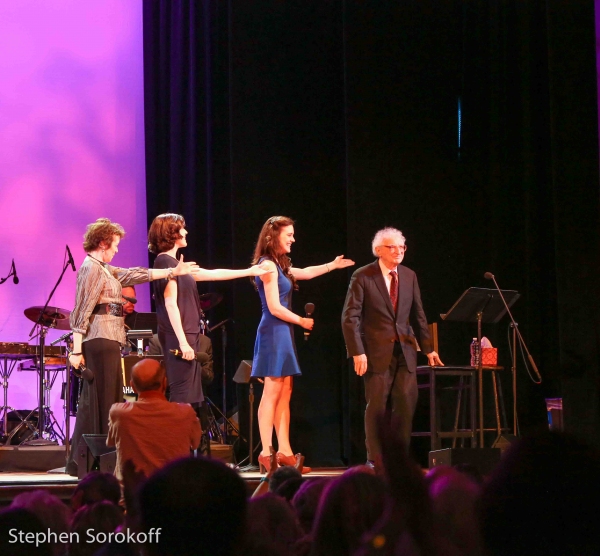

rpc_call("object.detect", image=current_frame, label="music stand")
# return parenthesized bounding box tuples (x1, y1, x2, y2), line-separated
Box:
(441, 287, 520, 446)
(233, 360, 259, 471)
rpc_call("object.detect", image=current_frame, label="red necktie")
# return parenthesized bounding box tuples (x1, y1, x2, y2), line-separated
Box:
(389, 270, 398, 313)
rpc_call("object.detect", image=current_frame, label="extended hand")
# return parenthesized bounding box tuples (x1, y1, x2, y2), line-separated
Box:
(353, 354, 368, 376)
(427, 351, 444, 367)
(330, 255, 355, 270)
(174, 255, 200, 276)
(251, 262, 274, 276)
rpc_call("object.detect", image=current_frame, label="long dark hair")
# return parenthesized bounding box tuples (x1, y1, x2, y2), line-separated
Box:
(252, 216, 298, 290)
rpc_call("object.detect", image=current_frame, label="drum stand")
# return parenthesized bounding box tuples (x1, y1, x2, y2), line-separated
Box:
(39, 365, 65, 443)
(26, 250, 74, 447)
(0, 355, 21, 442)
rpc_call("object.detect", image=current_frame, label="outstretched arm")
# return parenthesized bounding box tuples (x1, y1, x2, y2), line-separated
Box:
(290, 255, 354, 280)
(193, 261, 271, 282)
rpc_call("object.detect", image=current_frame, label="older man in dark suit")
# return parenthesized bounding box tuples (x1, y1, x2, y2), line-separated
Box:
(342, 227, 443, 464)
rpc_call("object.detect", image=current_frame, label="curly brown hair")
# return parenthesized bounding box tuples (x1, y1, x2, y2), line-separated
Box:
(252, 216, 298, 290)
(83, 218, 125, 252)
(148, 213, 186, 254)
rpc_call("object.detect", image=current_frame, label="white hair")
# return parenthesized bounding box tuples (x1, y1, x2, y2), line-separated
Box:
(371, 227, 406, 257)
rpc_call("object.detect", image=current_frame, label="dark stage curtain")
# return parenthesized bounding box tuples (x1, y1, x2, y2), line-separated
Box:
(144, 0, 600, 466)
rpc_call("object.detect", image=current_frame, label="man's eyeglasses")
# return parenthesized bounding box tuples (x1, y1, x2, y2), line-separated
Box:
(380, 244, 406, 253)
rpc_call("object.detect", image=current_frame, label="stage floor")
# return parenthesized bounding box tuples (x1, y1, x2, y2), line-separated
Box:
(0, 467, 346, 506)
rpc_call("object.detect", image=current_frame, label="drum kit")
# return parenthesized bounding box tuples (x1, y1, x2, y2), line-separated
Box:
(0, 290, 240, 453)
(0, 306, 73, 446)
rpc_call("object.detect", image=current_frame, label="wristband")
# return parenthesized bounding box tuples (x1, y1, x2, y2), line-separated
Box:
(326, 263, 330, 272)
(71, 352, 82, 356)
(259, 476, 269, 483)
(167, 268, 174, 280)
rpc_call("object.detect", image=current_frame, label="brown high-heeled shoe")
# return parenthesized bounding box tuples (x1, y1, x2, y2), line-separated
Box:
(276, 452, 312, 474)
(258, 453, 271, 474)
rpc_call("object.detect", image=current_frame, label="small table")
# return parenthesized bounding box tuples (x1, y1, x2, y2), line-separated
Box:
(412, 364, 507, 450)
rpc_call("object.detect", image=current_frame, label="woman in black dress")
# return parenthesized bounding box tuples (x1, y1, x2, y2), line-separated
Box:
(67, 218, 198, 475)
(148, 213, 269, 410)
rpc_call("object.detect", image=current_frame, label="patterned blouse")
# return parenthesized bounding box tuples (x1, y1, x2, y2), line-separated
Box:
(70, 255, 151, 345)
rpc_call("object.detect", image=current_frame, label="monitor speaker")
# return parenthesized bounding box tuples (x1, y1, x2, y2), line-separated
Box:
(77, 434, 117, 479)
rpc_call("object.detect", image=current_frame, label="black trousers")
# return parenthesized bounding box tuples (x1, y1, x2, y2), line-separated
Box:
(363, 342, 418, 461)
(67, 338, 123, 474)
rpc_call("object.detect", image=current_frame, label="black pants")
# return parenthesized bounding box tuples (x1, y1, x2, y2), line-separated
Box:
(67, 338, 123, 474)
(363, 343, 417, 461)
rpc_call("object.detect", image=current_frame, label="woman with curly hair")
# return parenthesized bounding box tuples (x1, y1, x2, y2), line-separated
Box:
(66, 218, 199, 476)
(251, 216, 354, 474)
(148, 213, 270, 414)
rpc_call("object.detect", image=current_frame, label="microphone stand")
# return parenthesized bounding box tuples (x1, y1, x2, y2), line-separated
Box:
(209, 318, 234, 443)
(28, 252, 73, 443)
(486, 273, 542, 438)
(0, 260, 16, 285)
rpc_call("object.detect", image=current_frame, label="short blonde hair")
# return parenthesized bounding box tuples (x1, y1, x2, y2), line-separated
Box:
(371, 227, 406, 257)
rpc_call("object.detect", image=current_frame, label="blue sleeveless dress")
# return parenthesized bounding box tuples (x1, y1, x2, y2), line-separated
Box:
(251, 259, 301, 378)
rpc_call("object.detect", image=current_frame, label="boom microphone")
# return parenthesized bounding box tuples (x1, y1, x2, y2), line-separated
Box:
(51, 331, 73, 346)
(169, 349, 210, 363)
(484, 272, 494, 280)
(11, 260, 19, 284)
(66, 245, 76, 272)
(304, 303, 315, 341)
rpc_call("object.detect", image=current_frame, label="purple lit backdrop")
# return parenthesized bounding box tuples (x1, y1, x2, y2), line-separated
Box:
(0, 1, 148, 432)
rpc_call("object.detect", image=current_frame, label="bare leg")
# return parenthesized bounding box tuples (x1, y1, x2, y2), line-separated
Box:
(257, 377, 284, 457)
(273, 376, 293, 455)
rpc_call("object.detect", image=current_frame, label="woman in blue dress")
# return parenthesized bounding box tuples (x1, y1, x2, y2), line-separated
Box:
(252, 216, 354, 473)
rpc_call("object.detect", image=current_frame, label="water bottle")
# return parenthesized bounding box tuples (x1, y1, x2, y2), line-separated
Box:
(470, 338, 481, 367)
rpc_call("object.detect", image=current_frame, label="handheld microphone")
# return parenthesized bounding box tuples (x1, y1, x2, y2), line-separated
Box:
(122, 295, 137, 304)
(66, 245, 76, 272)
(51, 331, 73, 346)
(169, 349, 210, 363)
(11, 260, 19, 284)
(304, 303, 315, 341)
(67, 350, 93, 382)
(483, 272, 494, 280)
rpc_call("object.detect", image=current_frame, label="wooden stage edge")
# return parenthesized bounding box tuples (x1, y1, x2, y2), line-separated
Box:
(0, 467, 346, 507)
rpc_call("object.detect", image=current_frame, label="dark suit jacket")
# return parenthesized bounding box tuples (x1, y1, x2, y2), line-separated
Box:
(341, 260, 432, 374)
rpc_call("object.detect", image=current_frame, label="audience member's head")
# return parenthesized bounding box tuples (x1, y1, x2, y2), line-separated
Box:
(480, 430, 600, 556)
(291, 478, 330, 534)
(131, 359, 166, 394)
(453, 462, 484, 485)
(244, 493, 303, 555)
(138, 456, 247, 556)
(268, 465, 302, 493)
(0, 507, 51, 556)
(273, 476, 304, 502)
(425, 465, 482, 556)
(311, 469, 390, 556)
(71, 471, 121, 511)
(10, 490, 71, 556)
(344, 464, 376, 476)
(69, 501, 124, 556)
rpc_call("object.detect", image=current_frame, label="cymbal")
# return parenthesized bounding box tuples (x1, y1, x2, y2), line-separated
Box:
(24, 306, 71, 330)
(199, 293, 223, 311)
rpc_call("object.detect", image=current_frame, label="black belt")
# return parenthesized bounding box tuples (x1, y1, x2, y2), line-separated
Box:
(92, 303, 123, 317)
